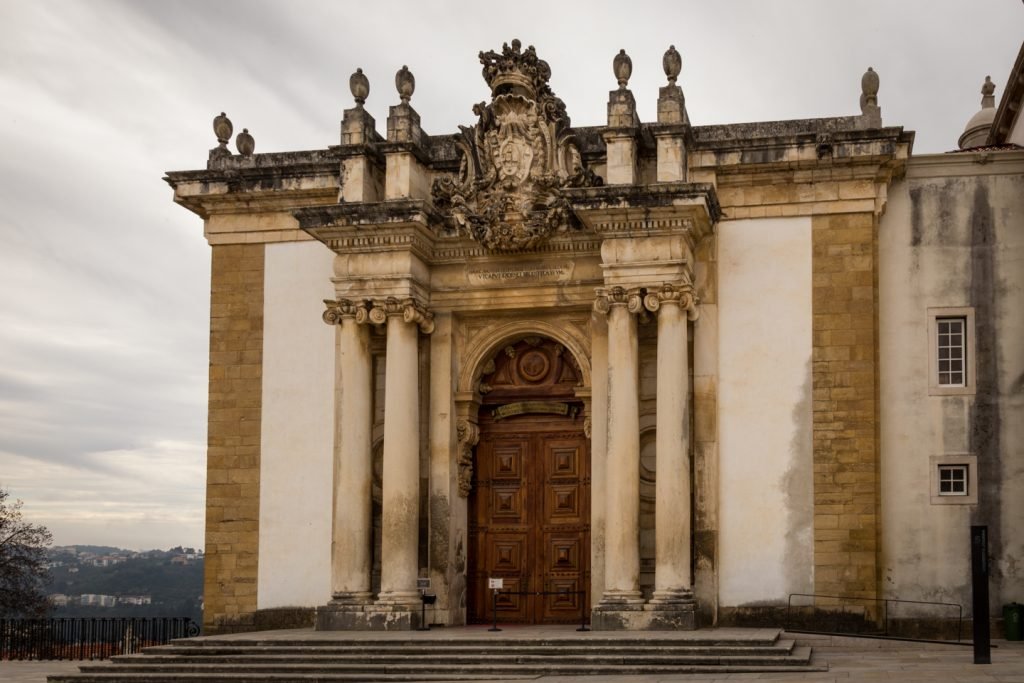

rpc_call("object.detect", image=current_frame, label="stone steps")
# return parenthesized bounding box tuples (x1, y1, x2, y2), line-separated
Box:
(48, 630, 825, 682)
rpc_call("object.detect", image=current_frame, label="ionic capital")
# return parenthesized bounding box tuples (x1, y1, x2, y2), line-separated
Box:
(593, 286, 644, 316)
(323, 298, 370, 325)
(369, 297, 435, 333)
(642, 282, 700, 321)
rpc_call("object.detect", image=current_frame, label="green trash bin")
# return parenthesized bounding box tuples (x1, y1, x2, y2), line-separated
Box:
(1004, 603, 1023, 641)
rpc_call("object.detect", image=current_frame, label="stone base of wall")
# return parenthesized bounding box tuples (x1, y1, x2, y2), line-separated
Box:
(205, 607, 315, 635)
(316, 602, 421, 631)
(591, 605, 697, 630)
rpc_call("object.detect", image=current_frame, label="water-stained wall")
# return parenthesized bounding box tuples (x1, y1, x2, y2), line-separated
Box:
(879, 152, 1024, 613)
(718, 217, 814, 606)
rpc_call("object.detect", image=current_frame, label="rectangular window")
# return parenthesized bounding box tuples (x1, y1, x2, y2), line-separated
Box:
(936, 317, 966, 386)
(938, 464, 968, 495)
(930, 455, 977, 505)
(928, 308, 975, 396)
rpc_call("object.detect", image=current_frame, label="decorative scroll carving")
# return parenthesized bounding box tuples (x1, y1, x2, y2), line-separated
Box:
(583, 416, 592, 439)
(456, 419, 480, 498)
(364, 297, 435, 333)
(593, 286, 643, 316)
(642, 281, 700, 321)
(322, 298, 369, 325)
(432, 39, 601, 252)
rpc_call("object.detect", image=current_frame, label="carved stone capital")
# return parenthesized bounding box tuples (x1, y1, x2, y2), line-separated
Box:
(642, 282, 700, 321)
(456, 419, 480, 498)
(593, 286, 643, 316)
(323, 298, 369, 325)
(368, 297, 435, 333)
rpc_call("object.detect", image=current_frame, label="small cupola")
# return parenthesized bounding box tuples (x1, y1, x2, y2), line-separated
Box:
(958, 76, 997, 149)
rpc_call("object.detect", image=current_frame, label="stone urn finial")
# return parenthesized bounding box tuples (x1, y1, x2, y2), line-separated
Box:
(981, 75, 995, 108)
(235, 128, 255, 156)
(861, 66, 879, 106)
(613, 49, 632, 89)
(213, 112, 233, 147)
(395, 65, 415, 104)
(350, 68, 369, 106)
(663, 45, 681, 85)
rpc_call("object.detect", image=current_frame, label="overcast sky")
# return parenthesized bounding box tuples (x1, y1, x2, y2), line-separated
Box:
(0, 0, 1021, 551)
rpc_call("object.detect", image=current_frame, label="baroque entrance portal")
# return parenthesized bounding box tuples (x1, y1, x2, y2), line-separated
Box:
(467, 337, 590, 624)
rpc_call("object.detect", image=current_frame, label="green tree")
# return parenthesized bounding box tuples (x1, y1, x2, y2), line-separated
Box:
(0, 488, 53, 616)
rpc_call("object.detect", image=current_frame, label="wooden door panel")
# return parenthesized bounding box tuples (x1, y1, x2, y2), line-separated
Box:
(469, 415, 588, 624)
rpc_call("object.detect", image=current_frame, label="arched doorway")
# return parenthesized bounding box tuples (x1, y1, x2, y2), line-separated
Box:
(467, 336, 590, 624)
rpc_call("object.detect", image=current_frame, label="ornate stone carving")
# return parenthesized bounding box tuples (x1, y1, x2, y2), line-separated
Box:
(593, 286, 643, 316)
(365, 297, 435, 333)
(583, 416, 592, 439)
(432, 39, 601, 252)
(456, 419, 480, 498)
(322, 298, 369, 325)
(663, 45, 681, 85)
(642, 282, 700, 321)
(613, 49, 632, 88)
(349, 68, 369, 106)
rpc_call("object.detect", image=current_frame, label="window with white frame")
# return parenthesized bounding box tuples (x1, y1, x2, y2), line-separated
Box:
(936, 317, 966, 387)
(937, 464, 968, 496)
(930, 455, 977, 505)
(928, 307, 975, 396)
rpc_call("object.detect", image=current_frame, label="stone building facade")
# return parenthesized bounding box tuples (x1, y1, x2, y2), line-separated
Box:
(165, 40, 1024, 633)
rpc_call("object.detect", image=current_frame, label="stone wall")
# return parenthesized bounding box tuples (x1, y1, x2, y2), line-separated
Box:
(204, 243, 264, 632)
(810, 212, 880, 600)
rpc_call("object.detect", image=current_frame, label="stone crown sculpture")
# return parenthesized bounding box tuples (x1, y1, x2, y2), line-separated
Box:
(432, 39, 601, 252)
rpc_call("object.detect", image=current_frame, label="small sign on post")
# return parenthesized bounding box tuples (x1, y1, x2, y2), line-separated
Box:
(417, 577, 431, 591)
(488, 577, 504, 590)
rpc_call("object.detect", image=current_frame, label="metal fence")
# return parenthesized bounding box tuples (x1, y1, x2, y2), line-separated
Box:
(786, 593, 964, 642)
(0, 617, 200, 660)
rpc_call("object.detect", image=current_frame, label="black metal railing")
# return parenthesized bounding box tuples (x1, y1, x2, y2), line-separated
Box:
(786, 593, 964, 642)
(0, 617, 200, 660)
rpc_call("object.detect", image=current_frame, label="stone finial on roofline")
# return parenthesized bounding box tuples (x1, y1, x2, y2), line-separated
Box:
(209, 112, 233, 162)
(663, 45, 681, 85)
(613, 49, 632, 89)
(395, 65, 415, 103)
(235, 128, 254, 157)
(859, 66, 882, 129)
(350, 68, 369, 106)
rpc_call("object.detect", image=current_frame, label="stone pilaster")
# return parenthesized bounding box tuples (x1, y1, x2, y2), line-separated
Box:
(592, 286, 645, 625)
(204, 243, 264, 633)
(322, 299, 374, 604)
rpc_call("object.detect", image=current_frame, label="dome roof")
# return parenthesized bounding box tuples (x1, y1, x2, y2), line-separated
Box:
(959, 76, 997, 149)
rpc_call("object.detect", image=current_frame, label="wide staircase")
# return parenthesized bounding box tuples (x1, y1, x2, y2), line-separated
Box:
(49, 627, 824, 681)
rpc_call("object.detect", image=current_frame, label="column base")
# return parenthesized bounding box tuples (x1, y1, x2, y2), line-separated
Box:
(375, 590, 421, 607)
(330, 591, 373, 604)
(592, 600, 697, 630)
(648, 587, 696, 607)
(316, 601, 421, 631)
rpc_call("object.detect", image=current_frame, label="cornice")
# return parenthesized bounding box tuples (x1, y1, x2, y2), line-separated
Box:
(565, 182, 720, 244)
(296, 199, 439, 260)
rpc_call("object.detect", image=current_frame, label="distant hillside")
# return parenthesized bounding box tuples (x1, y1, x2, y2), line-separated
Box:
(46, 546, 203, 623)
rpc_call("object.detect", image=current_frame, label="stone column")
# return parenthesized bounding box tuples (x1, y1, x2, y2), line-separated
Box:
(376, 297, 434, 607)
(593, 287, 644, 610)
(644, 283, 699, 615)
(323, 299, 374, 603)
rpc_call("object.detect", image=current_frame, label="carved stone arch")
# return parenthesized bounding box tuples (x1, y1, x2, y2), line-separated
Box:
(454, 319, 592, 498)
(457, 319, 591, 397)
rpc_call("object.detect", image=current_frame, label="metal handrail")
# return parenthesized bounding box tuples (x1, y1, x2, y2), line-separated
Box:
(787, 592, 964, 642)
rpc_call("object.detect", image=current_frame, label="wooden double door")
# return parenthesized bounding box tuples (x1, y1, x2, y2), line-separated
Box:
(468, 414, 590, 624)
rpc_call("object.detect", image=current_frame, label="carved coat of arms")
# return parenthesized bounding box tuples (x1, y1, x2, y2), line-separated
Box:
(432, 40, 601, 252)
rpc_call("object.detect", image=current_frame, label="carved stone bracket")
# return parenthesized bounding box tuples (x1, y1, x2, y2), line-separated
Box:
(367, 297, 435, 333)
(456, 419, 480, 498)
(593, 286, 643, 316)
(642, 282, 700, 321)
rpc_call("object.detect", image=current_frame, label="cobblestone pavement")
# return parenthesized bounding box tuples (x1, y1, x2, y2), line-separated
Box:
(2, 633, 1021, 682)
